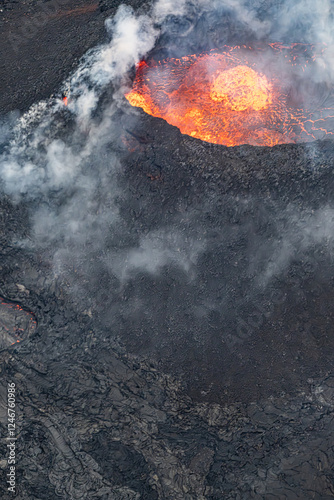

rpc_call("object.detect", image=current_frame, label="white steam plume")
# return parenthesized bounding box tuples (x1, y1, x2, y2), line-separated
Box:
(0, 0, 334, 292)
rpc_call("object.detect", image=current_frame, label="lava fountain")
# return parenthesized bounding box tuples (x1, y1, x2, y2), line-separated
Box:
(125, 44, 334, 147)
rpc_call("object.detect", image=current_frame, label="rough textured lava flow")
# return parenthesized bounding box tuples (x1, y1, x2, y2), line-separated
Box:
(126, 44, 334, 147)
(0, 298, 36, 348)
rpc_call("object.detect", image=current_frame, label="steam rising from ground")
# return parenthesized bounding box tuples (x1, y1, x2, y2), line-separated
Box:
(1, 0, 334, 371)
(2, 0, 334, 188)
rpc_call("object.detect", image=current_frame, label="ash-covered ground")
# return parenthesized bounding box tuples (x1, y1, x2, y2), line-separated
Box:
(1, 0, 334, 499)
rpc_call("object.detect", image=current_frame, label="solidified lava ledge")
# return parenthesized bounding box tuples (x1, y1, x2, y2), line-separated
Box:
(1, 1, 334, 499)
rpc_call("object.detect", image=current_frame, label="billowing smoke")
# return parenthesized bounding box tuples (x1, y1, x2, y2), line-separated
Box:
(270, 0, 334, 74)
(2, 0, 334, 187)
(1, 0, 334, 401)
(0, 0, 210, 297)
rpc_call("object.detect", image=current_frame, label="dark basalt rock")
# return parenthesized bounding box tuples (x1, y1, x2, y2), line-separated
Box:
(0, 119, 334, 497)
(111, 109, 334, 405)
(0, 1, 113, 115)
(1, 1, 334, 499)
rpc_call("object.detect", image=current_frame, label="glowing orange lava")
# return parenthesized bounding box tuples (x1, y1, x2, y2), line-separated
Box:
(210, 66, 272, 111)
(125, 45, 334, 147)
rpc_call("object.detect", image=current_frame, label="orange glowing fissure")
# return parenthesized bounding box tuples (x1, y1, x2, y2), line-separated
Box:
(125, 45, 334, 147)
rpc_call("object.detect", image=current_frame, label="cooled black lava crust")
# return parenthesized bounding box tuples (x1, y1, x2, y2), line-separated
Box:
(1, 1, 334, 499)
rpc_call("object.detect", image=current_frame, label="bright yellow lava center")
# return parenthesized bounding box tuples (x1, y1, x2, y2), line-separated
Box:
(210, 65, 272, 111)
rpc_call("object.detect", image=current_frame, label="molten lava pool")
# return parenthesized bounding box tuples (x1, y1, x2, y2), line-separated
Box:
(125, 44, 334, 147)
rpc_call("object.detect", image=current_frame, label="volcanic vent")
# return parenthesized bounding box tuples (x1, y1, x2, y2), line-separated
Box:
(126, 43, 334, 147)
